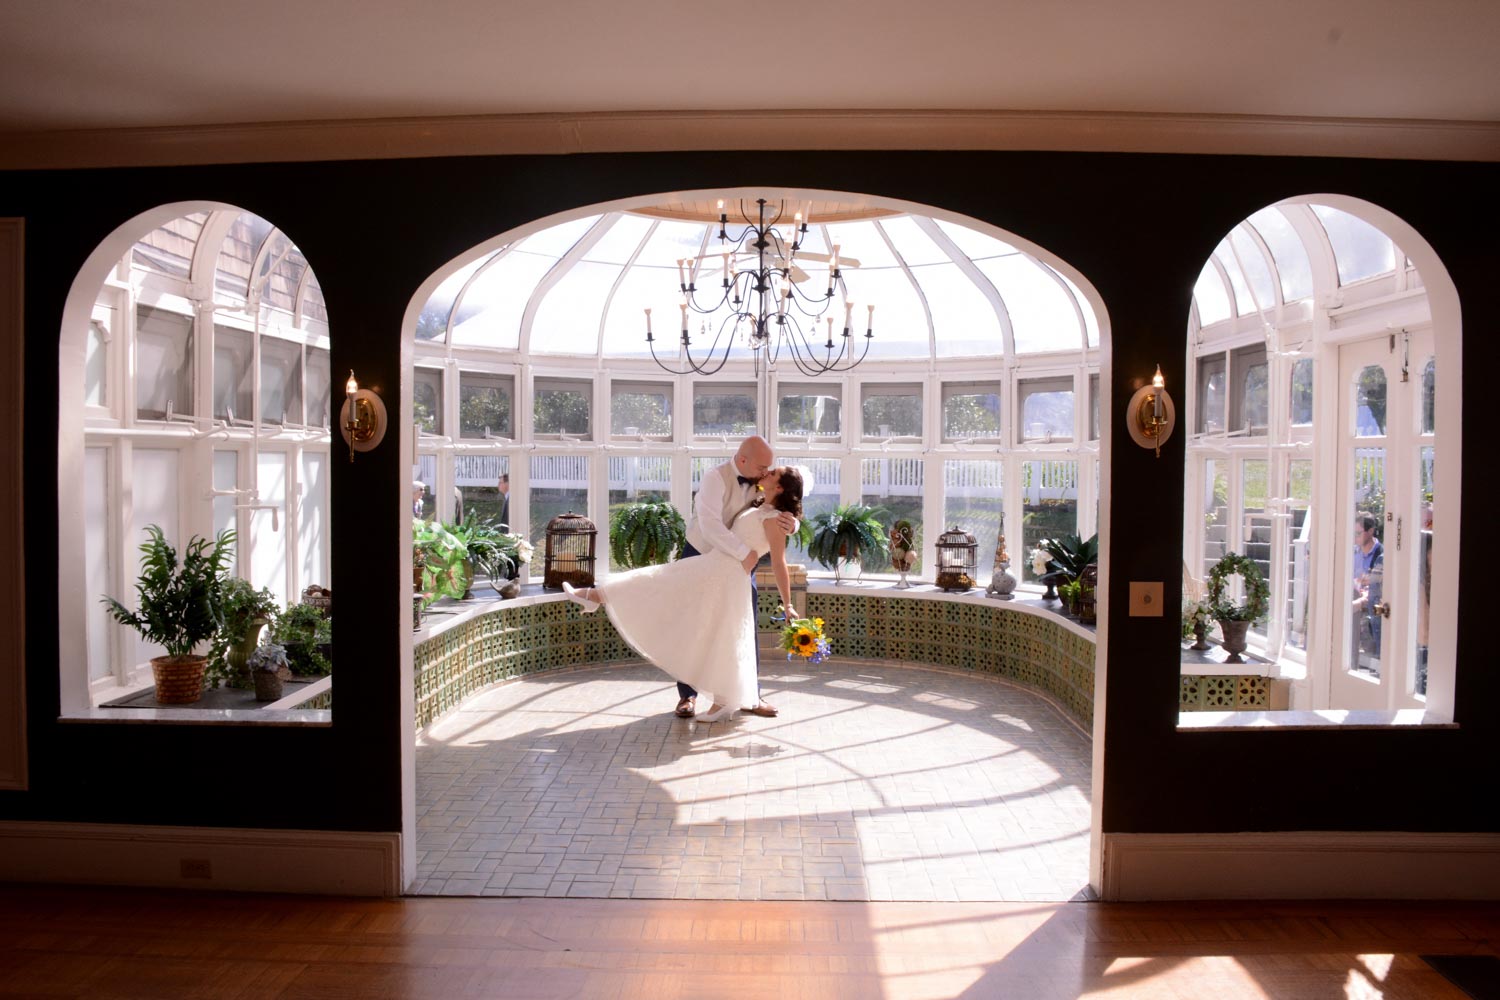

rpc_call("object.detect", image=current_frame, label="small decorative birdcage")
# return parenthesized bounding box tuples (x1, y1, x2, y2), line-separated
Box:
(935, 525, 978, 592)
(543, 511, 597, 590)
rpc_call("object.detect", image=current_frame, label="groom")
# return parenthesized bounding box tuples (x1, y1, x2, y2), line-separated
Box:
(673, 434, 796, 719)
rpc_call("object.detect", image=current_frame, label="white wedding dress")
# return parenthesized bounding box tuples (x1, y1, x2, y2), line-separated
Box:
(601, 505, 778, 709)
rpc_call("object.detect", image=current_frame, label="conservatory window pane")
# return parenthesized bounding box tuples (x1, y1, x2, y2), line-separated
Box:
(861, 383, 922, 440)
(1290, 358, 1315, 426)
(1230, 345, 1268, 434)
(212, 450, 239, 578)
(879, 216, 950, 266)
(417, 252, 492, 343)
(305, 347, 330, 429)
(1017, 376, 1074, 443)
(84, 447, 111, 682)
(821, 222, 898, 268)
(942, 381, 1002, 441)
(861, 457, 924, 574)
(692, 454, 732, 506)
(1022, 460, 1078, 582)
(1249, 207, 1314, 303)
(1193, 262, 1232, 327)
(934, 219, 1019, 263)
(1421, 357, 1436, 435)
(136, 305, 193, 420)
(1355, 365, 1387, 437)
(611, 380, 672, 438)
(215, 212, 273, 303)
(128, 448, 182, 666)
(301, 451, 329, 590)
(1201, 458, 1229, 581)
(516, 215, 600, 258)
(258, 238, 307, 320)
(694, 382, 756, 437)
(300, 273, 329, 335)
(534, 377, 592, 438)
(584, 214, 656, 266)
(259, 336, 303, 426)
(972, 254, 1073, 353)
(530, 260, 621, 355)
(1213, 242, 1255, 317)
(603, 261, 681, 359)
(414, 453, 437, 522)
(1242, 458, 1272, 633)
(836, 266, 928, 359)
(458, 371, 514, 440)
(451, 249, 554, 351)
(777, 383, 841, 439)
(455, 455, 511, 527)
(132, 213, 205, 277)
(251, 452, 288, 606)
(85, 318, 108, 406)
(528, 453, 590, 581)
(1089, 373, 1101, 441)
(1313, 206, 1397, 285)
(1197, 353, 1226, 434)
(1058, 270, 1100, 348)
(1283, 459, 1313, 652)
(1230, 227, 1277, 310)
(414, 366, 444, 435)
(778, 456, 841, 569)
(915, 262, 1002, 359)
(213, 325, 253, 423)
(943, 460, 1003, 584)
(607, 455, 674, 571)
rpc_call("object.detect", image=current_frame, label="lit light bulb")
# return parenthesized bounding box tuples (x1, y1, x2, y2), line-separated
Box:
(345, 370, 359, 397)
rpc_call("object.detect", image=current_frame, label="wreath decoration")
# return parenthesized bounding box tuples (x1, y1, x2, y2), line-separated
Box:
(1207, 551, 1269, 622)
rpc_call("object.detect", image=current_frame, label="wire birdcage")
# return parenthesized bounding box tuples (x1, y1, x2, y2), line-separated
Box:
(543, 511, 597, 589)
(935, 525, 978, 592)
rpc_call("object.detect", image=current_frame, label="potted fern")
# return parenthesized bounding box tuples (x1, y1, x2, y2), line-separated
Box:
(609, 499, 687, 569)
(101, 525, 236, 705)
(806, 503, 889, 583)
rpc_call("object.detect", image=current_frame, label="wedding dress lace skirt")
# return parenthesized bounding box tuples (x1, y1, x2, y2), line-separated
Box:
(600, 507, 775, 709)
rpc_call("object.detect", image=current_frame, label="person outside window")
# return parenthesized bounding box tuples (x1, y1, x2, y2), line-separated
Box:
(1352, 511, 1384, 669)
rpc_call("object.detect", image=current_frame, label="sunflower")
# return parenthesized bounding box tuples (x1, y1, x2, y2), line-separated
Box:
(794, 628, 816, 656)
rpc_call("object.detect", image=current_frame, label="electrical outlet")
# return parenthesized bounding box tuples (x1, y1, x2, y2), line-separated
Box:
(1129, 581, 1164, 617)
(180, 858, 212, 879)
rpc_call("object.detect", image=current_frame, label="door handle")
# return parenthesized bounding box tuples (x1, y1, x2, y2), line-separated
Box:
(1371, 601, 1391, 619)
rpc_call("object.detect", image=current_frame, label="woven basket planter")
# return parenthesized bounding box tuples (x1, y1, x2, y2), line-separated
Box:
(150, 655, 207, 704)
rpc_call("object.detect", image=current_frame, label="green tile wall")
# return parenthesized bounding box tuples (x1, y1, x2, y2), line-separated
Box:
(1178, 673, 1270, 711)
(416, 595, 1099, 731)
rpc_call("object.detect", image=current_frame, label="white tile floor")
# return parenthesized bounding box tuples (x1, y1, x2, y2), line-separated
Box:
(413, 658, 1093, 901)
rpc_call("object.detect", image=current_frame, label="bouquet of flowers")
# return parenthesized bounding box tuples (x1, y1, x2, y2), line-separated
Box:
(777, 607, 832, 663)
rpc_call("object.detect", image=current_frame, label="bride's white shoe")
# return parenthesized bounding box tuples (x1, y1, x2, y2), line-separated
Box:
(695, 703, 735, 723)
(562, 582, 600, 613)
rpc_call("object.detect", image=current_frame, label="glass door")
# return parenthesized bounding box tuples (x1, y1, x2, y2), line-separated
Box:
(1330, 333, 1432, 710)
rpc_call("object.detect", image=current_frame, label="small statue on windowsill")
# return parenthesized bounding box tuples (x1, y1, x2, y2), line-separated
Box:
(889, 520, 917, 588)
(986, 520, 1017, 600)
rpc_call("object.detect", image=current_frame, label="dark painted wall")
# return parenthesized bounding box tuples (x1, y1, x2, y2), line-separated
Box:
(3, 151, 1496, 835)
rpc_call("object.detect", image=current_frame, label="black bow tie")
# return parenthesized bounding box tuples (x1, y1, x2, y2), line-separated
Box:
(736, 475, 757, 487)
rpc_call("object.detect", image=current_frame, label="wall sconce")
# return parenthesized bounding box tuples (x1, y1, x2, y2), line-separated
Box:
(339, 369, 387, 462)
(1126, 364, 1176, 458)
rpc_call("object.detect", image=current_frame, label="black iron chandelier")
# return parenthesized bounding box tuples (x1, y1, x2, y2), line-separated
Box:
(645, 198, 874, 377)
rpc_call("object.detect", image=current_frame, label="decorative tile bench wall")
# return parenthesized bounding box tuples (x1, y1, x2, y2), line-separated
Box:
(415, 585, 1098, 733)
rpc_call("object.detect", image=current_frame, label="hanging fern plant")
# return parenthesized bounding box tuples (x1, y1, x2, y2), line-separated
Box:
(806, 503, 890, 571)
(609, 500, 687, 569)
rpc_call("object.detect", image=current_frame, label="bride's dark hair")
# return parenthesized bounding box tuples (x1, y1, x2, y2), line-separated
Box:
(753, 466, 804, 518)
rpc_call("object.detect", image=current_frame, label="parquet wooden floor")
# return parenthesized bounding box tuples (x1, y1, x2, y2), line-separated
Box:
(1, 885, 1496, 998)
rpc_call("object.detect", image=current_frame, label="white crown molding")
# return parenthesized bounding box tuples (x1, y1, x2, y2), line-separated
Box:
(1101, 831, 1500, 901)
(0, 821, 403, 896)
(2, 109, 1498, 170)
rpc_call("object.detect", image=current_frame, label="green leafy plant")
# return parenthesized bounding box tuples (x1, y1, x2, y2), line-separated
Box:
(101, 525, 236, 660)
(1207, 551, 1270, 622)
(1181, 598, 1214, 639)
(1040, 532, 1099, 583)
(414, 517, 469, 606)
(247, 642, 288, 674)
(609, 500, 687, 569)
(805, 503, 889, 571)
(269, 603, 332, 677)
(446, 516, 528, 589)
(206, 577, 279, 686)
(1058, 578, 1082, 609)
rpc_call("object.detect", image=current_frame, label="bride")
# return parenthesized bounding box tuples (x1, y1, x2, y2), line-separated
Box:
(563, 466, 805, 722)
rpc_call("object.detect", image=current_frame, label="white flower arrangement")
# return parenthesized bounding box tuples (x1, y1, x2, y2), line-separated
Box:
(1030, 548, 1050, 577)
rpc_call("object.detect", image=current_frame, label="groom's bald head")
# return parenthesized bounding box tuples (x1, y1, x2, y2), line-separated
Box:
(734, 435, 774, 479)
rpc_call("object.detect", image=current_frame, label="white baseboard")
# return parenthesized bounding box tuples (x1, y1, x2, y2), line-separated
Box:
(1101, 831, 1500, 900)
(0, 821, 402, 896)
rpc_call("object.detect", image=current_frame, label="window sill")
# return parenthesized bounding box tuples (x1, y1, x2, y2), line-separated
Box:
(1178, 708, 1455, 731)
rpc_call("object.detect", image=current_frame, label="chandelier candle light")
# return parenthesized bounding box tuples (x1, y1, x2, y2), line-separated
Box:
(645, 198, 875, 377)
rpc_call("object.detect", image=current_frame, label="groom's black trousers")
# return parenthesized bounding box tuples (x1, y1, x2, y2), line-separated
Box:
(674, 540, 760, 702)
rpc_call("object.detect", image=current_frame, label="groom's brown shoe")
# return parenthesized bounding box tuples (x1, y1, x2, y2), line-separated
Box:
(742, 703, 778, 718)
(674, 697, 696, 718)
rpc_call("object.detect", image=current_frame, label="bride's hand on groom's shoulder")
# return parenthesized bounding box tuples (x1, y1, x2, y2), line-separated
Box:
(772, 511, 797, 534)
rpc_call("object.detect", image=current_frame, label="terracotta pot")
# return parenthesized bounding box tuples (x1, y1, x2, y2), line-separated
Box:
(151, 655, 207, 704)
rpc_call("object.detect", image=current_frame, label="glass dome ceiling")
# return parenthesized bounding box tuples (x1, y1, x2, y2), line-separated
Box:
(416, 202, 1101, 361)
